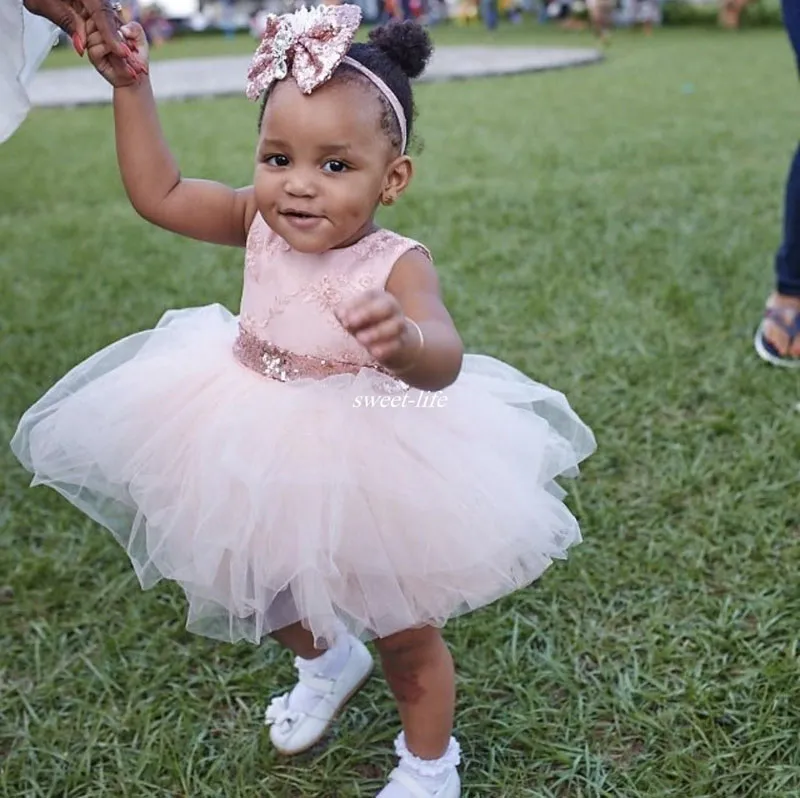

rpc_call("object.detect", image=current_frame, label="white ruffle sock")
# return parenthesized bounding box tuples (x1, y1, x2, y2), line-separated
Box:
(377, 732, 461, 797)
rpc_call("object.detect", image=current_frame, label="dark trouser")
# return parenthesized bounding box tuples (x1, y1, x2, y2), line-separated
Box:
(480, 0, 498, 28)
(776, 0, 800, 296)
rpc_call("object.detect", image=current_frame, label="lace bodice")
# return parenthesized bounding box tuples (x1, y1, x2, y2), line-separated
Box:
(238, 213, 430, 368)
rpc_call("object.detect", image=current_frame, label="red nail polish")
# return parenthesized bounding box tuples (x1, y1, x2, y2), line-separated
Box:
(121, 44, 132, 58)
(71, 33, 84, 57)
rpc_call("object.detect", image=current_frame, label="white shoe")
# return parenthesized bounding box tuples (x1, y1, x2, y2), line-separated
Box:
(376, 733, 462, 798)
(379, 767, 461, 798)
(264, 636, 373, 755)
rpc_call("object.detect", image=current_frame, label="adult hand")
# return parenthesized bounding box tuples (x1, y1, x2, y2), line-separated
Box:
(23, 0, 135, 66)
(86, 19, 148, 87)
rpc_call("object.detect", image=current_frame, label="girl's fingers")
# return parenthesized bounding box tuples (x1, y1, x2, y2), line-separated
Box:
(355, 315, 406, 347)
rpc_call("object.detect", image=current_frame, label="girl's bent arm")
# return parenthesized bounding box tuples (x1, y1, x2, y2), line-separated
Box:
(385, 250, 464, 391)
(114, 78, 257, 247)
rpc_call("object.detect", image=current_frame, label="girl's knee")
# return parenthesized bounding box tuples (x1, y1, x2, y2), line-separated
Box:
(376, 627, 447, 703)
(377, 626, 442, 663)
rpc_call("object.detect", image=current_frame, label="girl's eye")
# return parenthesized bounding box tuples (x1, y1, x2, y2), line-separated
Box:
(323, 160, 348, 174)
(264, 155, 289, 167)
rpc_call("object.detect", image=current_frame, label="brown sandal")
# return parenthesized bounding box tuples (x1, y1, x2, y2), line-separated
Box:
(754, 306, 800, 368)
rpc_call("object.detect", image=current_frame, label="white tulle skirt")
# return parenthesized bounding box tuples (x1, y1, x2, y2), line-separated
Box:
(10, 305, 596, 646)
(0, 1, 58, 143)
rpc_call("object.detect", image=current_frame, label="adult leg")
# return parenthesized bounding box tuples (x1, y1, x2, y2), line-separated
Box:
(755, 0, 800, 366)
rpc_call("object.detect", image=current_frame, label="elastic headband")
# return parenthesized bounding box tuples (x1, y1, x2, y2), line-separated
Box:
(246, 4, 408, 153)
(341, 56, 407, 154)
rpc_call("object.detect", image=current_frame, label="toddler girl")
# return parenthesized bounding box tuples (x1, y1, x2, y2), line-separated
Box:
(11, 6, 596, 796)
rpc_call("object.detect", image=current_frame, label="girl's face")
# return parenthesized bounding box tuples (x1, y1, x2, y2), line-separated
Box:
(254, 76, 411, 254)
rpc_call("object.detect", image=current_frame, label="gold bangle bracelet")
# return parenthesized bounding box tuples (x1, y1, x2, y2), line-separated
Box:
(393, 318, 425, 374)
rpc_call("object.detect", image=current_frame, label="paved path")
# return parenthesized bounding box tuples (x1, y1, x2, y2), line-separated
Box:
(28, 45, 602, 107)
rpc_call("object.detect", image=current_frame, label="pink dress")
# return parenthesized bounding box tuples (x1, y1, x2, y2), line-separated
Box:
(10, 215, 596, 646)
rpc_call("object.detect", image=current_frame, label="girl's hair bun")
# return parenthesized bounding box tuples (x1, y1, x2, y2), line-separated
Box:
(367, 20, 433, 80)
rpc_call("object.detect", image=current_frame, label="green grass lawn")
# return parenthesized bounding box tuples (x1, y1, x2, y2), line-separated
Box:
(2, 24, 800, 798)
(39, 17, 605, 70)
(44, 30, 262, 68)
(40, 16, 744, 69)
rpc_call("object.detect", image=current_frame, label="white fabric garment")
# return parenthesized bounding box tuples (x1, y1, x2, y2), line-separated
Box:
(0, 0, 59, 143)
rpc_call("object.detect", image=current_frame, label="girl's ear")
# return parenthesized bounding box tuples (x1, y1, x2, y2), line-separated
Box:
(381, 156, 413, 206)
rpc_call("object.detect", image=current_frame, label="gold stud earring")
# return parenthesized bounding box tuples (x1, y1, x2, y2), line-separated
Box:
(382, 195, 395, 206)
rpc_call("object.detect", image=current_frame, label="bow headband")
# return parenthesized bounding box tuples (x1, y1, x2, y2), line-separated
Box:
(246, 4, 408, 153)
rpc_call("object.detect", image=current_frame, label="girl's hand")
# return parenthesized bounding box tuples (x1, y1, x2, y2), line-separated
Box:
(86, 19, 148, 87)
(335, 289, 421, 369)
(23, 0, 133, 65)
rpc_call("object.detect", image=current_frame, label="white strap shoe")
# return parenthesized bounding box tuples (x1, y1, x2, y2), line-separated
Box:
(265, 635, 374, 755)
(381, 767, 461, 798)
(376, 733, 462, 798)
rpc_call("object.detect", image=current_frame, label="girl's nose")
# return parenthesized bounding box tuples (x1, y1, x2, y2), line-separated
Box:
(284, 168, 317, 198)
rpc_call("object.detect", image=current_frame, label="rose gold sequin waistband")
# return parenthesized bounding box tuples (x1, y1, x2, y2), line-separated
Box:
(232, 326, 399, 384)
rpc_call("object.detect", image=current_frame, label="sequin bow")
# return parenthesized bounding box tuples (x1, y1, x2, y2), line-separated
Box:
(246, 4, 362, 100)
